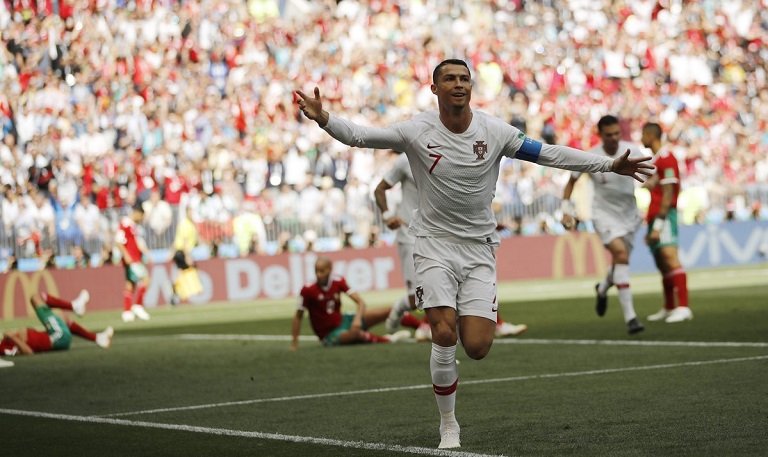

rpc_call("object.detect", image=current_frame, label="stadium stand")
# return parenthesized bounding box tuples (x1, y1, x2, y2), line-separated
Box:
(0, 0, 766, 270)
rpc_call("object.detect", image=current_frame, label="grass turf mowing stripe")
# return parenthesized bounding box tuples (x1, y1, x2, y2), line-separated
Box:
(0, 408, 504, 457)
(178, 334, 768, 348)
(101, 354, 768, 418)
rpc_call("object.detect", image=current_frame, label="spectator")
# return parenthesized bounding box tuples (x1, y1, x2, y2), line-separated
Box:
(233, 200, 268, 256)
(142, 188, 173, 248)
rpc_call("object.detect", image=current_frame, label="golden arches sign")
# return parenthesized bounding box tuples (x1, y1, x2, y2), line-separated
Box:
(2, 270, 60, 321)
(552, 233, 608, 279)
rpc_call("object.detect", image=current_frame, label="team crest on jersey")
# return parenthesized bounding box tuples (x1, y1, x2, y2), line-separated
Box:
(473, 141, 487, 160)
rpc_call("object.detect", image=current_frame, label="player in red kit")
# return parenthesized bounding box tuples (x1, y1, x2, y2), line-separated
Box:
(291, 257, 411, 350)
(116, 204, 152, 322)
(641, 122, 692, 323)
(1, 290, 114, 357)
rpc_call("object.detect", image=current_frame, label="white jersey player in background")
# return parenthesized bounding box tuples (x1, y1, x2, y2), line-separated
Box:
(374, 150, 528, 341)
(373, 151, 431, 341)
(561, 115, 646, 334)
(296, 59, 653, 449)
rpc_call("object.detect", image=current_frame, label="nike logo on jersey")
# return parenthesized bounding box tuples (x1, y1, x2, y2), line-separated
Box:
(491, 307, 498, 312)
(427, 143, 441, 149)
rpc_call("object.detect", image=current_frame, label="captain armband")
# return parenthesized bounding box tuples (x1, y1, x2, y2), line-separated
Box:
(516, 137, 543, 163)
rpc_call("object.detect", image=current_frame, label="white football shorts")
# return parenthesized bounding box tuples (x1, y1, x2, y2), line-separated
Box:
(593, 216, 642, 253)
(397, 241, 417, 295)
(413, 236, 498, 322)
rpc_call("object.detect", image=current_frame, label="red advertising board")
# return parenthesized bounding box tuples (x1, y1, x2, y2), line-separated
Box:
(0, 234, 609, 320)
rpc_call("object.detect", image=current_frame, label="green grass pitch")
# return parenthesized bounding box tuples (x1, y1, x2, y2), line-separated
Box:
(1, 265, 766, 456)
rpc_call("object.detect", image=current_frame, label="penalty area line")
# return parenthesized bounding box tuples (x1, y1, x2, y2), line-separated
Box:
(0, 409, 504, 457)
(101, 354, 768, 418)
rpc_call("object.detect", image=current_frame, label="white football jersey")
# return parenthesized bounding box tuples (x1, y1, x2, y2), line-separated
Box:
(382, 153, 417, 244)
(570, 140, 645, 224)
(324, 110, 613, 241)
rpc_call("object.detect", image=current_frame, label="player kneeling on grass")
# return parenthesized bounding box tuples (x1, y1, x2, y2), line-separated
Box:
(291, 257, 412, 350)
(1, 290, 113, 357)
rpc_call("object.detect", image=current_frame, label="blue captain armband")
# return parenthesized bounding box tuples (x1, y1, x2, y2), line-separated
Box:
(516, 137, 543, 163)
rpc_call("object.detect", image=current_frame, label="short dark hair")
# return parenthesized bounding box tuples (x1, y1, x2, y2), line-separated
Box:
(432, 59, 470, 84)
(597, 115, 620, 132)
(643, 122, 663, 140)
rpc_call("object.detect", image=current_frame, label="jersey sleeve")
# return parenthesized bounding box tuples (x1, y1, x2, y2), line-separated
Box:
(323, 114, 409, 152)
(337, 277, 350, 294)
(534, 143, 613, 173)
(658, 156, 679, 185)
(297, 287, 309, 310)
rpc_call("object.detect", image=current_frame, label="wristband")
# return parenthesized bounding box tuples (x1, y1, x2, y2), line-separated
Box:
(382, 209, 396, 220)
(652, 217, 665, 232)
(560, 199, 575, 216)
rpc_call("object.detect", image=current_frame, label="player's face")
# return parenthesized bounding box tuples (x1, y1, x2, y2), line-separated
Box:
(315, 262, 332, 286)
(641, 128, 654, 149)
(598, 123, 621, 156)
(431, 64, 472, 109)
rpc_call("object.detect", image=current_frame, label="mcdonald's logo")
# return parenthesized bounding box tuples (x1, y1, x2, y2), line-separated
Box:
(552, 233, 608, 279)
(2, 270, 60, 321)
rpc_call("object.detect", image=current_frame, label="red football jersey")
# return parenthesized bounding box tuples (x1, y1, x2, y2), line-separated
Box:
(116, 217, 143, 264)
(647, 148, 680, 222)
(299, 276, 350, 340)
(25, 328, 53, 352)
(0, 329, 52, 355)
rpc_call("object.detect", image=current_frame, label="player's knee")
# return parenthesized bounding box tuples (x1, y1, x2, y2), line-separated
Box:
(430, 323, 457, 346)
(464, 343, 491, 360)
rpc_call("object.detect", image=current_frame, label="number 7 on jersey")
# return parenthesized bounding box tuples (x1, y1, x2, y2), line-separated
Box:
(428, 153, 443, 174)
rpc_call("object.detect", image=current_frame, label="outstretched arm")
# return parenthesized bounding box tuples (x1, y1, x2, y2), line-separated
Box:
(295, 87, 329, 127)
(528, 143, 653, 183)
(609, 149, 655, 182)
(295, 87, 408, 151)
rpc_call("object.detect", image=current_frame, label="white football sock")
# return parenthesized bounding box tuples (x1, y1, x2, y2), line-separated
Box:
(613, 264, 636, 322)
(430, 343, 458, 419)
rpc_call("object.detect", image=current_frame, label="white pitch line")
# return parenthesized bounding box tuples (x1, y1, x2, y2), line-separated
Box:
(0, 409, 504, 457)
(101, 354, 768, 418)
(178, 334, 768, 348)
(491, 338, 768, 348)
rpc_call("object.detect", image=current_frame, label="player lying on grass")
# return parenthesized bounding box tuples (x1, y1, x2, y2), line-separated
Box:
(1, 290, 113, 356)
(291, 257, 412, 350)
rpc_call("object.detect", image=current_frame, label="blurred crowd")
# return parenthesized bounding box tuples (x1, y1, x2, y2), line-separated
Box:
(0, 0, 767, 268)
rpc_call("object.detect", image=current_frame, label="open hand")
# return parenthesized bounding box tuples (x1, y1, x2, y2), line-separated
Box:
(611, 149, 655, 182)
(295, 87, 328, 127)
